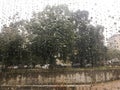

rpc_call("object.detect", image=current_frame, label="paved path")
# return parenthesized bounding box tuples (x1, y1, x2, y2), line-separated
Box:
(1, 80, 120, 90)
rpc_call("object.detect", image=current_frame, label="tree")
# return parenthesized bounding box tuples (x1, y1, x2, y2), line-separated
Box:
(26, 5, 75, 67)
(72, 10, 107, 67)
(0, 5, 107, 68)
(0, 20, 29, 66)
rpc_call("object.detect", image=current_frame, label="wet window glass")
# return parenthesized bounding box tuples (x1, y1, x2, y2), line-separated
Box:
(0, 0, 120, 90)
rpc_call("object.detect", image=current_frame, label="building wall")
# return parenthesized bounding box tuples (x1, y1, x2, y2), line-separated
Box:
(107, 34, 120, 50)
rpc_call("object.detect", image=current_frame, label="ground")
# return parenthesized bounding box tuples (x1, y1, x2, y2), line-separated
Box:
(91, 80, 120, 90)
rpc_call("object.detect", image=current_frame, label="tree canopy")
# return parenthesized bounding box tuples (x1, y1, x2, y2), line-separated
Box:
(0, 5, 107, 68)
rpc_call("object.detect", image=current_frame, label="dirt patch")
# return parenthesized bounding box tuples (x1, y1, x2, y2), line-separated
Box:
(91, 80, 120, 90)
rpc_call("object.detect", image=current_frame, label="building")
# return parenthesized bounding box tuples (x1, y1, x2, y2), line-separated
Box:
(107, 34, 120, 50)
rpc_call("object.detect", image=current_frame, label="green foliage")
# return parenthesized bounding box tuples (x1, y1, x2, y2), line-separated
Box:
(71, 10, 107, 67)
(0, 21, 29, 66)
(0, 5, 106, 68)
(26, 5, 75, 66)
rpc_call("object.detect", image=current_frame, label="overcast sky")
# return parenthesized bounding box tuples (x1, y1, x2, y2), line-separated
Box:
(0, 0, 120, 40)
